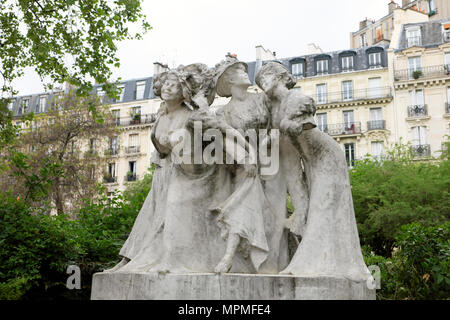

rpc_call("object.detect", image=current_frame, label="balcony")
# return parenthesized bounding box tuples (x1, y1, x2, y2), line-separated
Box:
(394, 65, 449, 81)
(314, 87, 392, 105)
(126, 146, 140, 154)
(104, 176, 117, 183)
(327, 122, 362, 136)
(105, 148, 118, 156)
(125, 174, 138, 182)
(407, 104, 428, 118)
(411, 144, 430, 158)
(367, 120, 386, 131)
(112, 113, 157, 126)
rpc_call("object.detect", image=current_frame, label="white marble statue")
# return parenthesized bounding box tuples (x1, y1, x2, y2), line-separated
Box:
(256, 61, 372, 282)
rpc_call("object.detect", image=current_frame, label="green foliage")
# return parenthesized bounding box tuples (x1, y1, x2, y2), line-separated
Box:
(362, 223, 450, 300)
(0, 165, 154, 300)
(350, 143, 450, 256)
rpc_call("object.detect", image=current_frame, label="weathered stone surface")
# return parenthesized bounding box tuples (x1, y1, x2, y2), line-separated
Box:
(91, 272, 375, 300)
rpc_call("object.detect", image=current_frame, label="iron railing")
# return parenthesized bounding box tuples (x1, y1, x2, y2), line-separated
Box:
(367, 120, 386, 131)
(125, 174, 138, 182)
(104, 176, 117, 183)
(411, 144, 430, 158)
(105, 148, 119, 156)
(314, 87, 392, 105)
(394, 65, 448, 81)
(407, 104, 428, 117)
(112, 113, 157, 126)
(327, 122, 362, 136)
(126, 146, 140, 154)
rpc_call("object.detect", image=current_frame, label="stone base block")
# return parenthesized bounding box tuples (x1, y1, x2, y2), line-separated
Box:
(91, 272, 375, 300)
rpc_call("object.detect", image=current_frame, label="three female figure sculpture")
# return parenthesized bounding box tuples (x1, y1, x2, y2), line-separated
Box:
(107, 56, 371, 283)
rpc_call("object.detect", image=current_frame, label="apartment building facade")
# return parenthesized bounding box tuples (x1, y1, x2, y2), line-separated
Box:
(389, 19, 450, 158)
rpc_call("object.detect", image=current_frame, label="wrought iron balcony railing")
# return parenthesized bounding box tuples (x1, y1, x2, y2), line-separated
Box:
(112, 113, 157, 127)
(105, 148, 118, 156)
(314, 87, 392, 105)
(411, 144, 430, 158)
(394, 65, 448, 81)
(104, 176, 117, 183)
(125, 174, 138, 182)
(407, 104, 428, 117)
(443, 32, 450, 42)
(367, 120, 386, 131)
(327, 122, 362, 136)
(126, 146, 140, 154)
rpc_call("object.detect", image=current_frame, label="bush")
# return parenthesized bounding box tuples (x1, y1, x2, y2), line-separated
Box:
(350, 144, 450, 256)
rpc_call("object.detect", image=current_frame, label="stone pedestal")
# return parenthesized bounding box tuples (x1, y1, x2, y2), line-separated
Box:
(91, 272, 375, 300)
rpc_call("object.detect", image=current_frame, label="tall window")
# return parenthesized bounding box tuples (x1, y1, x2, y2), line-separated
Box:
(136, 81, 146, 100)
(408, 56, 422, 78)
(368, 52, 382, 68)
(368, 77, 382, 98)
(369, 107, 383, 130)
(316, 113, 328, 133)
(360, 33, 367, 47)
(110, 137, 118, 155)
(90, 138, 97, 154)
(128, 134, 139, 153)
(344, 143, 356, 168)
(412, 126, 427, 146)
(37, 96, 46, 113)
(342, 81, 353, 101)
(112, 109, 120, 125)
(20, 98, 29, 114)
(406, 27, 421, 47)
(118, 85, 125, 102)
(445, 53, 450, 70)
(371, 141, 385, 160)
(343, 110, 355, 131)
(341, 56, 354, 71)
(127, 161, 137, 181)
(96, 88, 105, 103)
(428, 0, 436, 12)
(316, 59, 328, 75)
(108, 163, 116, 178)
(291, 63, 304, 76)
(316, 84, 327, 104)
(447, 87, 450, 113)
(7, 100, 14, 111)
(375, 26, 383, 42)
(409, 89, 426, 117)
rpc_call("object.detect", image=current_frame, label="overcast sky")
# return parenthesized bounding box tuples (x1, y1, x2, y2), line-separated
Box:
(13, 0, 390, 96)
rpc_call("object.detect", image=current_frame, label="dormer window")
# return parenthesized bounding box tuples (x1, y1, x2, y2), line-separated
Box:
(19, 98, 29, 115)
(443, 23, 450, 42)
(339, 51, 356, 72)
(406, 27, 421, 47)
(291, 62, 304, 77)
(367, 47, 384, 69)
(96, 88, 105, 103)
(7, 99, 14, 111)
(118, 85, 125, 102)
(135, 81, 146, 100)
(316, 59, 328, 75)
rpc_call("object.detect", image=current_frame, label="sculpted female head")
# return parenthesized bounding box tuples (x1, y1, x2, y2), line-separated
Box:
(153, 63, 216, 109)
(214, 56, 250, 97)
(255, 62, 296, 95)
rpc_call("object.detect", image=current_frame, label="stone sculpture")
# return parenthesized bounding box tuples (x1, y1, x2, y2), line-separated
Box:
(92, 56, 374, 300)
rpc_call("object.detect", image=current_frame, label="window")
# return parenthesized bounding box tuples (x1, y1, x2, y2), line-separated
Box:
(343, 110, 355, 131)
(408, 89, 426, 117)
(342, 81, 353, 101)
(97, 88, 105, 103)
(90, 138, 97, 154)
(371, 141, 385, 160)
(293, 87, 301, 92)
(341, 56, 354, 71)
(369, 108, 384, 130)
(375, 26, 383, 42)
(291, 63, 304, 76)
(20, 98, 29, 114)
(7, 100, 14, 111)
(135, 81, 146, 100)
(316, 113, 328, 133)
(118, 85, 125, 102)
(368, 52, 382, 68)
(37, 96, 46, 113)
(368, 77, 382, 98)
(408, 56, 422, 78)
(112, 109, 120, 125)
(128, 134, 139, 153)
(360, 33, 367, 47)
(384, 22, 389, 40)
(428, 0, 436, 13)
(406, 27, 421, 47)
(131, 106, 141, 116)
(412, 126, 427, 146)
(127, 161, 137, 181)
(344, 143, 356, 168)
(316, 59, 328, 75)
(108, 163, 116, 178)
(110, 137, 118, 155)
(445, 53, 450, 70)
(316, 84, 327, 104)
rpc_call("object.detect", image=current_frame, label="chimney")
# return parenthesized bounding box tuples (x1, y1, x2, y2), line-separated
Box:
(307, 43, 323, 55)
(153, 62, 169, 76)
(255, 45, 277, 61)
(360, 18, 368, 30)
(388, 0, 398, 14)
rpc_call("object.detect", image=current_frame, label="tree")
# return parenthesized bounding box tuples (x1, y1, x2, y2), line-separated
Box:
(0, 91, 117, 215)
(0, 0, 151, 148)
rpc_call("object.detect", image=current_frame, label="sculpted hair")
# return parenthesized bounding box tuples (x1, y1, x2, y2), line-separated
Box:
(255, 62, 296, 90)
